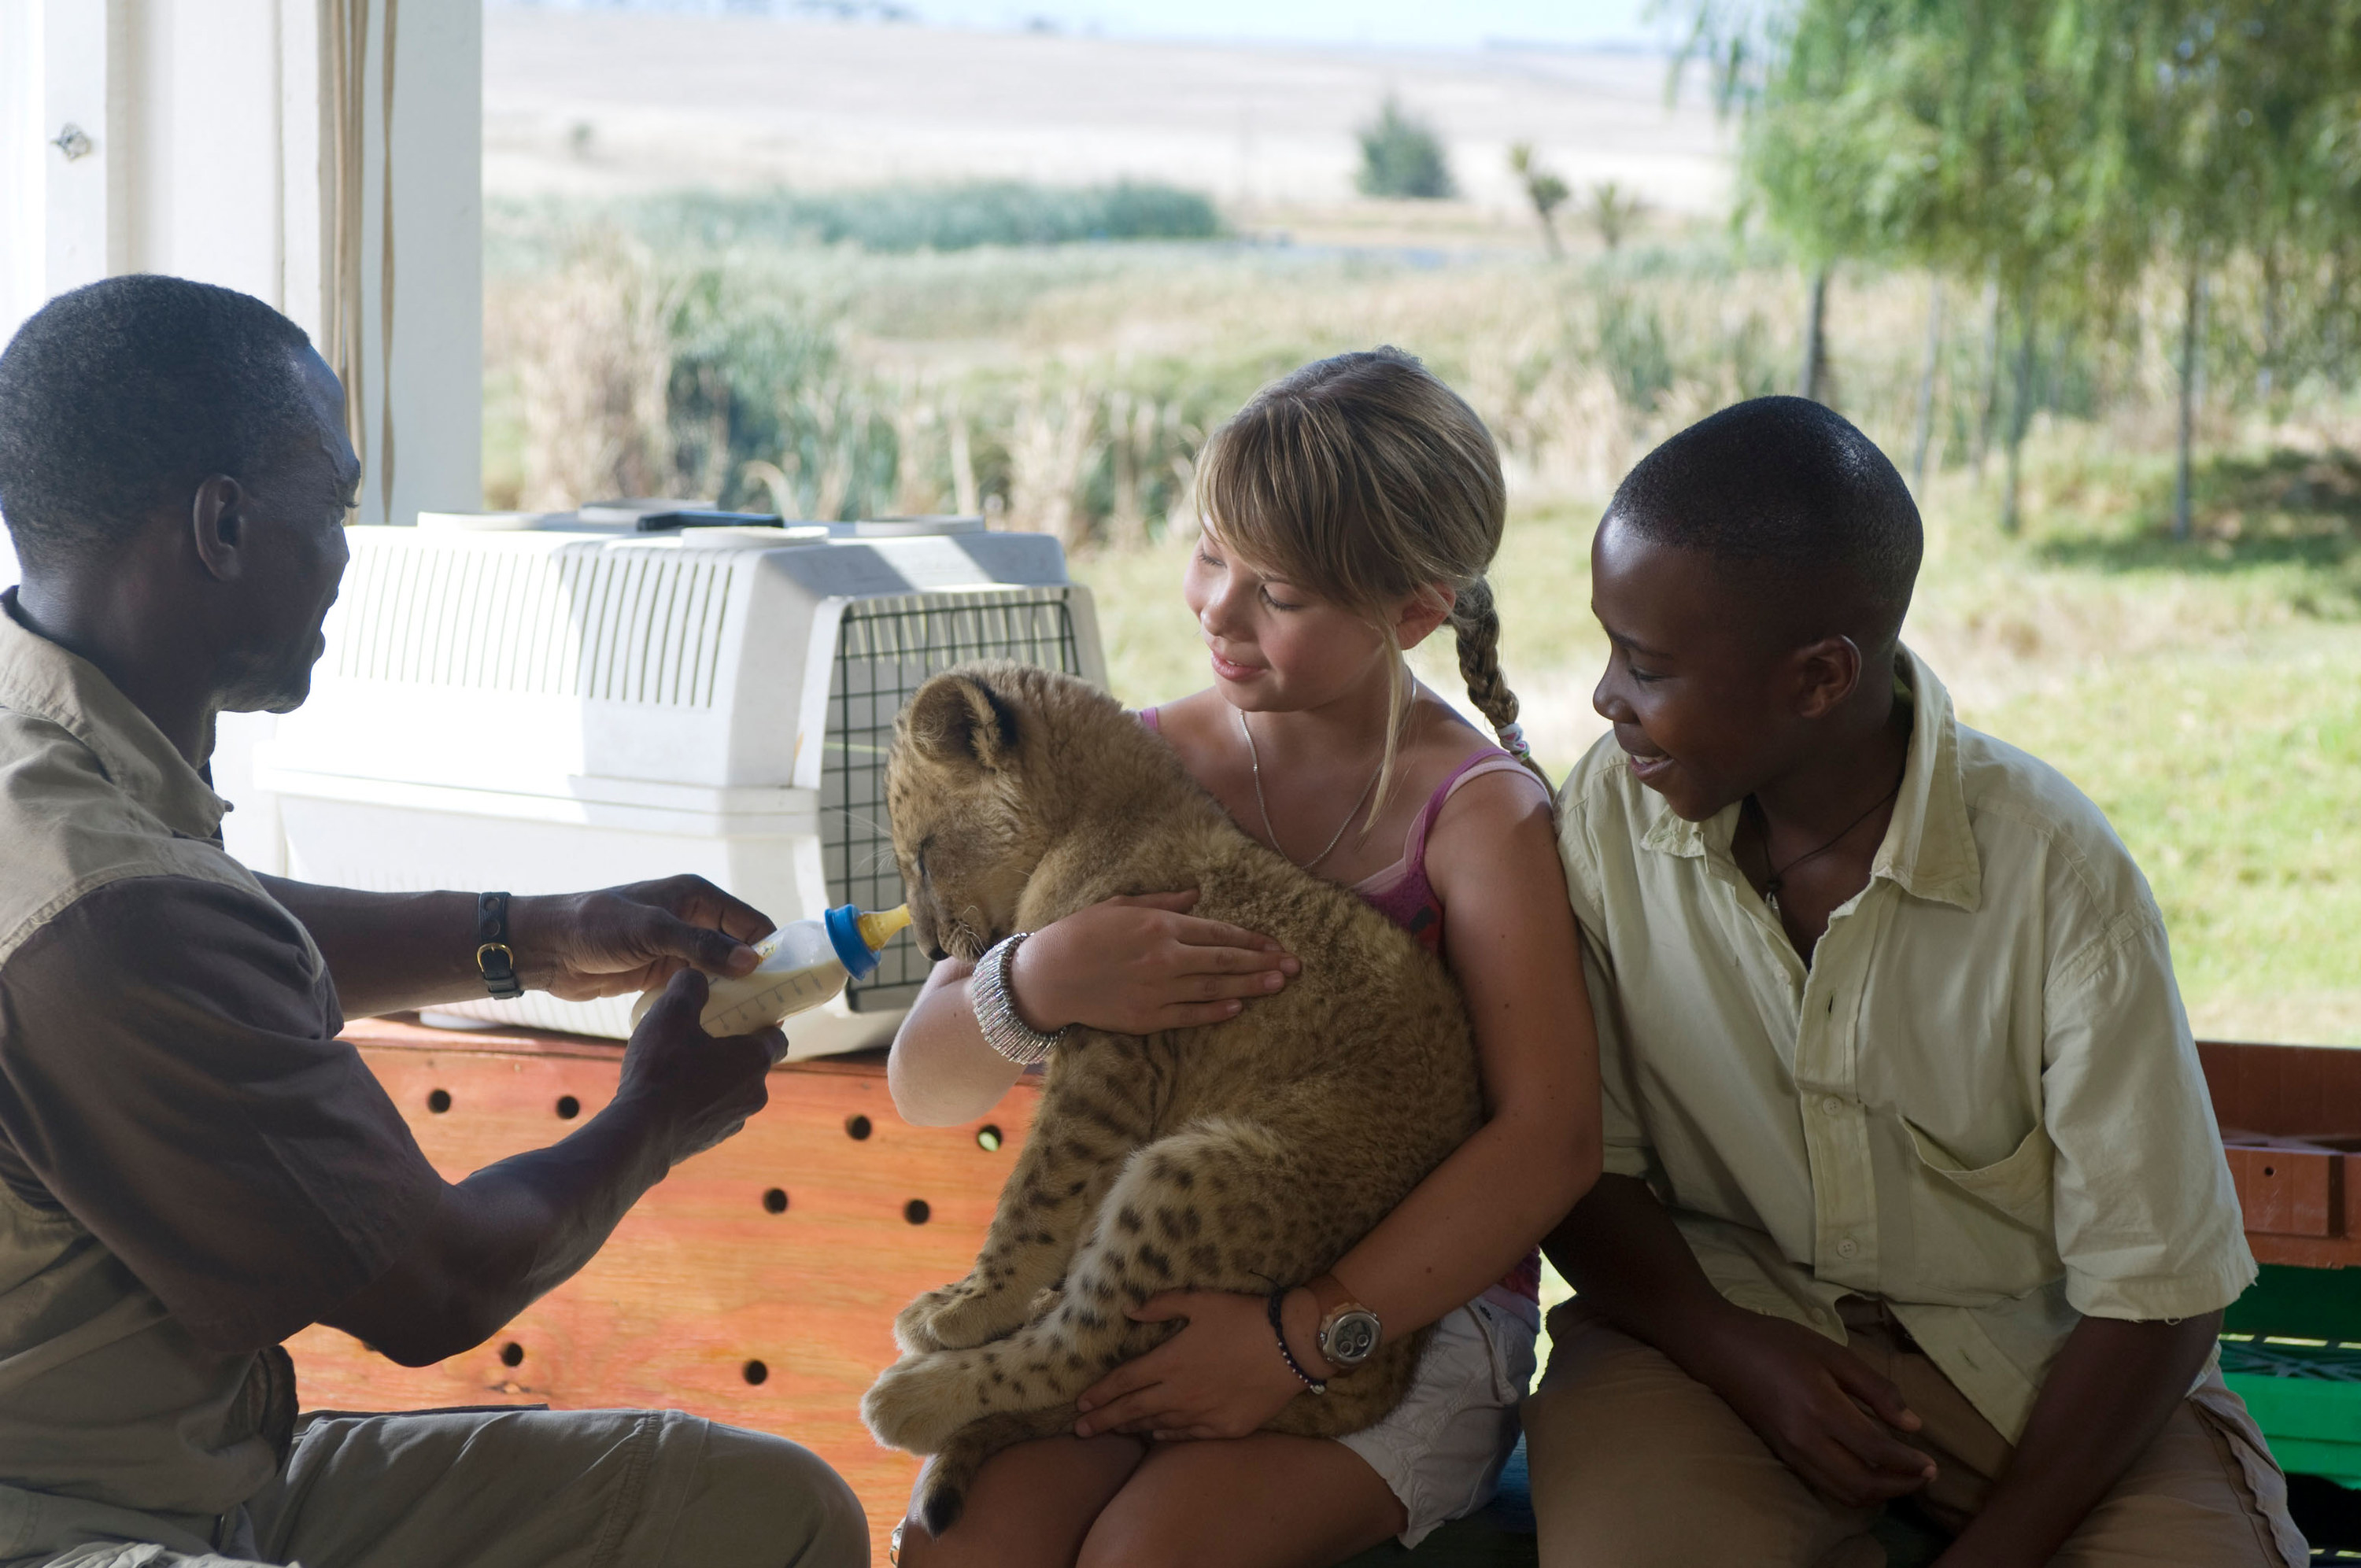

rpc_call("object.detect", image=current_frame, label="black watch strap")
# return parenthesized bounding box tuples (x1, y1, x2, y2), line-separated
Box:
(475, 891, 523, 1000)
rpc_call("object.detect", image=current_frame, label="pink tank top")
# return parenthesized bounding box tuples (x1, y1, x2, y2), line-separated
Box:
(1139, 707, 1547, 1315)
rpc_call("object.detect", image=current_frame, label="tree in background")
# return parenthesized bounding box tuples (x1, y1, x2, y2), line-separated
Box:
(2075, 0, 2361, 536)
(1356, 98, 1457, 200)
(1586, 181, 1647, 252)
(1678, 0, 2361, 537)
(1509, 142, 1572, 256)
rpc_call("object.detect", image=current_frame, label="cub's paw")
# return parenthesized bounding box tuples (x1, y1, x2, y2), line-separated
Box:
(862, 1352, 976, 1455)
(896, 1280, 1013, 1354)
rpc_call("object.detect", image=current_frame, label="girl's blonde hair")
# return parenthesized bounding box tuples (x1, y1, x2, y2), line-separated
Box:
(1194, 346, 1547, 816)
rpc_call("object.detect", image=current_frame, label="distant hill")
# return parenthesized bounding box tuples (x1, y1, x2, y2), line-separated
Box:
(483, 9, 1731, 216)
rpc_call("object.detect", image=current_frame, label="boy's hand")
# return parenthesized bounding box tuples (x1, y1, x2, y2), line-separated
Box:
(1694, 1310, 1939, 1507)
(1011, 891, 1299, 1035)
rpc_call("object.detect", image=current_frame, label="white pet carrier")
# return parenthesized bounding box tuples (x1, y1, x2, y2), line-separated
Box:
(254, 516, 1105, 1055)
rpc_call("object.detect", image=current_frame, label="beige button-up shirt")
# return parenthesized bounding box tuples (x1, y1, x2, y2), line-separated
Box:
(1557, 647, 2255, 1440)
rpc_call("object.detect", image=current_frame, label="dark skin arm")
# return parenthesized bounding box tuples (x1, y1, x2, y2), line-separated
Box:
(1933, 1311, 2221, 1566)
(257, 873, 770, 1019)
(1545, 1174, 1939, 1506)
(321, 969, 782, 1365)
(268, 873, 781, 1363)
(1550, 1176, 2223, 1553)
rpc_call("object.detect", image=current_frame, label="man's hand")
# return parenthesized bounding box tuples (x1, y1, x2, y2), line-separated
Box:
(617, 968, 785, 1165)
(508, 875, 775, 1001)
(1692, 1308, 1938, 1507)
(324, 968, 785, 1365)
(1011, 891, 1298, 1035)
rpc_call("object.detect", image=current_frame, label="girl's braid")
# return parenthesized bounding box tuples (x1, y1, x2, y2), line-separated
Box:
(1453, 578, 1551, 787)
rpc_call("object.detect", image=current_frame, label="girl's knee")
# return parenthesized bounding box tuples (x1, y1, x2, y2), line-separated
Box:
(1076, 1510, 1192, 1568)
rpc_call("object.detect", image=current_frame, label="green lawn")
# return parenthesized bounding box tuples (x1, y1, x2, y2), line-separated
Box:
(1073, 436, 2361, 1049)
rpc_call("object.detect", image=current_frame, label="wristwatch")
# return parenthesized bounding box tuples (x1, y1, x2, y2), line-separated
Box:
(1307, 1272, 1382, 1371)
(475, 891, 523, 1000)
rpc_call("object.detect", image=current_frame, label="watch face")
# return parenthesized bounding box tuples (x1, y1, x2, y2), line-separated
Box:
(1323, 1308, 1381, 1367)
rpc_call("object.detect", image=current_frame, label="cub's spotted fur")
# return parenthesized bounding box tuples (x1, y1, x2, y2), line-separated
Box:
(861, 663, 1483, 1537)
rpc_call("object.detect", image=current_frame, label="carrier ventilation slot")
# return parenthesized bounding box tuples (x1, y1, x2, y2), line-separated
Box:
(823, 589, 1085, 1013)
(330, 543, 735, 709)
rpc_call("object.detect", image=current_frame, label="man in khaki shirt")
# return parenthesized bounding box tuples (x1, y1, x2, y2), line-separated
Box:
(0, 276, 865, 1566)
(1524, 397, 2304, 1566)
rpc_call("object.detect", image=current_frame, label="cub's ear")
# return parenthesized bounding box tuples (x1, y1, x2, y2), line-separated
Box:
(903, 673, 1021, 772)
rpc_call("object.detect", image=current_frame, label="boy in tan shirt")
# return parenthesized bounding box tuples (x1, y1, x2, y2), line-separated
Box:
(1526, 397, 2306, 1566)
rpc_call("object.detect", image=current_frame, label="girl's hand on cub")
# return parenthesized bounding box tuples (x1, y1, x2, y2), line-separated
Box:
(1010, 891, 1299, 1035)
(1071, 1289, 1310, 1441)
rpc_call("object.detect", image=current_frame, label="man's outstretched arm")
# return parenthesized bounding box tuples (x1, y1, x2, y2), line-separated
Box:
(257, 874, 772, 1019)
(320, 970, 783, 1366)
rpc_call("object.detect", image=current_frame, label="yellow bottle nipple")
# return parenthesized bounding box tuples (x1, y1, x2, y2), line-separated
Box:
(857, 904, 912, 951)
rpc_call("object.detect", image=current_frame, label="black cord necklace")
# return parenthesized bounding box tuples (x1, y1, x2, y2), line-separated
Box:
(1746, 768, 1907, 918)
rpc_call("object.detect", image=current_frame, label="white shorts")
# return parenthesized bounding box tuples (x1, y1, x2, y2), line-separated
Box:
(1334, 1295, 1538, 1548)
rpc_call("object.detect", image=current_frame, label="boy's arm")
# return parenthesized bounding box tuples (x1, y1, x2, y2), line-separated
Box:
(1932, 1311, 2221, 1567)
(1545, 1174, 1939, 1506)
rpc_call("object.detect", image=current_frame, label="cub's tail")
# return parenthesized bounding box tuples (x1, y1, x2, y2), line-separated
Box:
(911, 1406, 1077, 1539)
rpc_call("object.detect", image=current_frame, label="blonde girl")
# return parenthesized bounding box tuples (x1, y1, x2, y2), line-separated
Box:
(886, 347, 1602, 1568)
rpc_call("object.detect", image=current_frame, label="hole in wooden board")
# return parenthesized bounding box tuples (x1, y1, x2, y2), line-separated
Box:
(556, 1095, 581, 1120)
(743, 1359, 769, 1385)
(977, 1124, 1003, 1153)
(763, 1187, 789, 1214)
(500, 1341, 524, 1367)
(905, 1198, 932, 1225)
(2264, 1165, 2277, 1177)
(846, 1114, 873, 1141)
(427, 1089, 453, 1114)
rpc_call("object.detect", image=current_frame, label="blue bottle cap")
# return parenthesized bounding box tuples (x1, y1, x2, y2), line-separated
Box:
(825, 904, 881, 979)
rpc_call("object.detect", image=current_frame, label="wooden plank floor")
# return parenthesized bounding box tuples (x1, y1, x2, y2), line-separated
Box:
(289, 1017, 1038, 1564)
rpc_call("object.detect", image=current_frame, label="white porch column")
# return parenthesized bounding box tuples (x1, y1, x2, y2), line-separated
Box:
(2, 0, 483, 872)
(0, 0, 481, 527)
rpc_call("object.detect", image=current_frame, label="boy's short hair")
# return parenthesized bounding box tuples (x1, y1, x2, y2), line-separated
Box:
(0, 275, 318, 572)
(1605, 396, 1923, 646)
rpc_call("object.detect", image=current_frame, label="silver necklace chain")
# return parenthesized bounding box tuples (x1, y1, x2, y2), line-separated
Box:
(1236, 707, 1383, 873)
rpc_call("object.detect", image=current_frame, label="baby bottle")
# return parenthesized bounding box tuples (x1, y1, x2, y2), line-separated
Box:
(631, 903, 912, 1037)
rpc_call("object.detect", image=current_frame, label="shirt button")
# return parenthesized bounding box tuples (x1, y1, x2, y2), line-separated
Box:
(1837, 1237, 1860, 1258)
(1820, 1095, 1845, 1116)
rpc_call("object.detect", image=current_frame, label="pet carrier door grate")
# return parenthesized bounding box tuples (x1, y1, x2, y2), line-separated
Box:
(823, 588, 1086, 1012)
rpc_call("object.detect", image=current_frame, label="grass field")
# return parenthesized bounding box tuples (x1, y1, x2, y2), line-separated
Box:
(484, 36, 2361, 1048)
(1074, 432, 2361, 1049)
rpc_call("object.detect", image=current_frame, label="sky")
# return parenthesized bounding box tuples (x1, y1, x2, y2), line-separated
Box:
(910, 0, 1665, 49)
(495, 0, 1671, 51)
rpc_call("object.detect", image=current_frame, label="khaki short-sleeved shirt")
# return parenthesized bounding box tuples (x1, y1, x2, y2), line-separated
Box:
(1557, 647, 2255, 1441)
(0, 590, 440, 1533)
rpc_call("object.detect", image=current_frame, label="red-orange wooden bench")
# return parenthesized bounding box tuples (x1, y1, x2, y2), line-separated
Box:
(291, 1023, 2361, 1565)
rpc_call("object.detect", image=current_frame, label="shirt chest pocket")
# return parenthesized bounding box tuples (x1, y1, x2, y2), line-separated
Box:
(1895, 1116, 2060, 1296)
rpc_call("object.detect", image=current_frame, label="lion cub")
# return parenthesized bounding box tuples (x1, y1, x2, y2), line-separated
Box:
(861, 662, 1484, 1536)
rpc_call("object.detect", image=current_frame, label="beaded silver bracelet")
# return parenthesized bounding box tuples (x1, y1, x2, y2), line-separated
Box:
(971, 932, 1067, 1066)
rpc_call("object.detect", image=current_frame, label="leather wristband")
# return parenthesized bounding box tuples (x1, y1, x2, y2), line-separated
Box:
(475, 891, 523, 1000)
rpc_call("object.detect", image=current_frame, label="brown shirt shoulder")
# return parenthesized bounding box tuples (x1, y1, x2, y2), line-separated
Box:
(0, 874, 441, 1352)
